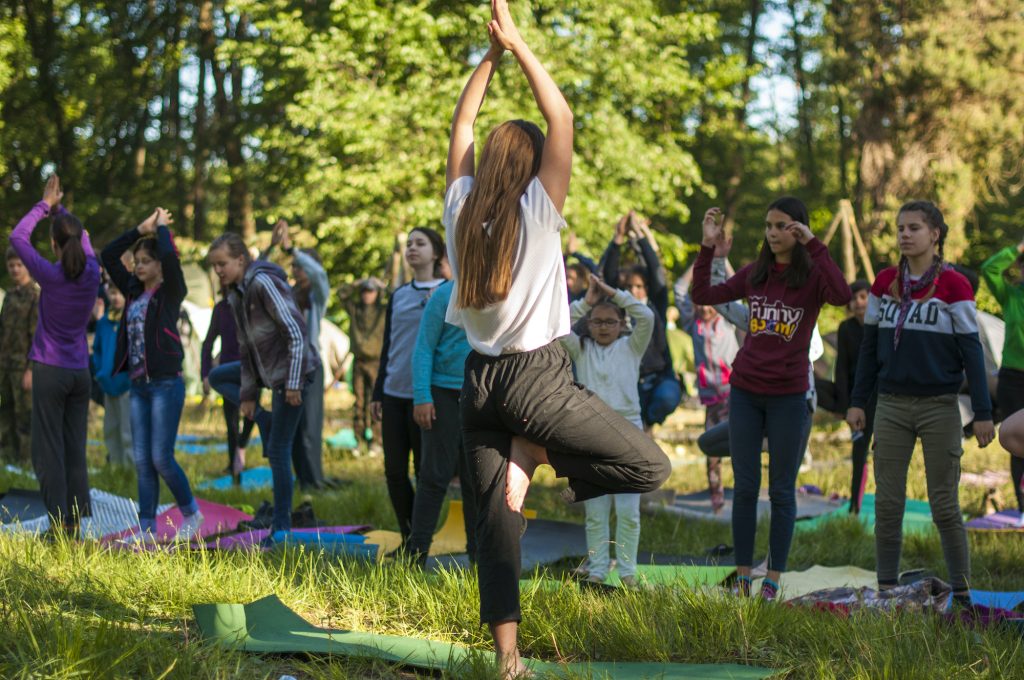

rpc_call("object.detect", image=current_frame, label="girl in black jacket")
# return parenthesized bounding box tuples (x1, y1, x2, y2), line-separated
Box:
(102, 208, 203, 542)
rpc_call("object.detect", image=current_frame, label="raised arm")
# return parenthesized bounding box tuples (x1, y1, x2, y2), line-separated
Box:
(154, 209, 187, 304)
(489, 0, 572, 211)
(101, 227, 143, 296)
(619, 289, 655, 356)
(9, 175, 67, 285)
(692, 207, 748, 306)
(446, 39, 503, 188)
(980, 244, 1022, 307)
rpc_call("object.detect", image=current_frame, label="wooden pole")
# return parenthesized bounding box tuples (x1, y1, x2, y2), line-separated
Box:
(842, 200, 875, 280)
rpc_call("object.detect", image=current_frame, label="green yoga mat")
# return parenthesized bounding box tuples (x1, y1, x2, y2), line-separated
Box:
(193, 595, 776, 679)
(604, 565, 736, 589)
(797, 493, 942, 535)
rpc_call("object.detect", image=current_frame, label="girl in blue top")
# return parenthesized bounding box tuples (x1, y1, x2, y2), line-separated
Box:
(404, 278, 478, 563)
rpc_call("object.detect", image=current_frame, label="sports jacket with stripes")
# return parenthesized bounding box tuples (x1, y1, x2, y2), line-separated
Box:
(227, 260, 320, 401)
(850, 266, 992, 420)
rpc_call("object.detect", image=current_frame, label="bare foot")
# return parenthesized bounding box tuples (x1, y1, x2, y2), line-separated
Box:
(496, 650, 532, 679)
(507, 437, 547, 513)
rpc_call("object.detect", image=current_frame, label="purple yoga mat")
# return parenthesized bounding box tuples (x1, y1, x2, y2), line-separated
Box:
(965, 510, 1024, 531)
(206, 525, 371, 551)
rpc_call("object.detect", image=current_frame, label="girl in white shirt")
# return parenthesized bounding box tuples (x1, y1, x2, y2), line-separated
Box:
(561, 274, 654, 588)
(443, 3, 670, 676)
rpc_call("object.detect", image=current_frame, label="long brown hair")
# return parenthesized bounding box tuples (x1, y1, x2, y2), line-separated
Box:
(749, 196, 813, 289)
(454, 120, 544, 309)
(51, 213, 87, 280)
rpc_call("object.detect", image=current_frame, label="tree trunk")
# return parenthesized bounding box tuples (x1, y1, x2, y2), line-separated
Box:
(721, 0, 763, 236)
(788, 0, 818, 193)
(22, 0, 76, 200)
(193, 0, 214, 240)
(210, 10, 254, 238)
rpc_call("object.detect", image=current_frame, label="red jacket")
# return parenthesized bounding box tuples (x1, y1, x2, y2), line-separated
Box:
(691, 238, 851, 395)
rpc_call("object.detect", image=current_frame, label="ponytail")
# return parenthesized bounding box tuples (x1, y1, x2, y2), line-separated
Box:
(51, 213, 87, 280)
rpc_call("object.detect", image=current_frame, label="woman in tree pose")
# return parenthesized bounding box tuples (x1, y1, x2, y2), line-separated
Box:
(206, 233, 320, 535)
(443, 2, 670, 675)
(692, 198, 851, 600)
(369, 227, 447, 542)
(980, 237, 1024, 522)
(848, 201, 994, 608)
(9, 174, 101, 536)
(103, 208, 205, 541)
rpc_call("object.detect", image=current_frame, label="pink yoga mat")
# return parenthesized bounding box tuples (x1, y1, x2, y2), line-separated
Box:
(205, 525, 371, 551)
(102, 498, 253, 544)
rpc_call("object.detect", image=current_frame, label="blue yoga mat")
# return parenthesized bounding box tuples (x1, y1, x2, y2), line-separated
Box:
(271, 531, 377, 558)
(970, 590, 1024, 611)
(197, 466, 274, 491)
(326, 428, 358, 450)
(177, 442, 229, 455)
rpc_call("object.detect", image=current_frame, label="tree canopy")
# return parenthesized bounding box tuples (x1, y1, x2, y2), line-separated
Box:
(1, 1, 1022, 301)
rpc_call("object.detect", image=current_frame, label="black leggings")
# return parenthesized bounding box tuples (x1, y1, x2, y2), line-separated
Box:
(382, 394, 423, 539)
(1000, 368, 1024, 511)
(462, 341, 671, 624)
(222, 400, 255, 470)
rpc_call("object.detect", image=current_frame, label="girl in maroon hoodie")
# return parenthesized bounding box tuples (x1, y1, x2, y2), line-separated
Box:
(692, 197, 850, 599)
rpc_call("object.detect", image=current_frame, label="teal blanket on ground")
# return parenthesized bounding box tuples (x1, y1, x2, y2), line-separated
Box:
(193, 595, 777, 679)
(797, 494, 941, 535)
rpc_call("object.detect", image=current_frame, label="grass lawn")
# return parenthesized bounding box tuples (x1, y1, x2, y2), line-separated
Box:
(2, 395, 1024, 678)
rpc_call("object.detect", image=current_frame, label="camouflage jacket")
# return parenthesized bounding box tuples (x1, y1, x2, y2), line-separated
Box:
(0, 283, 39, 371)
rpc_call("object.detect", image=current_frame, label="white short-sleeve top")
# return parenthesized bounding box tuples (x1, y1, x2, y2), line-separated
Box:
(442, 176, 569, 356)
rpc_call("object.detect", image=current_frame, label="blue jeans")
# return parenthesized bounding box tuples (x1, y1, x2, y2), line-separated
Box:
(209, 361, 308, 531)
(728, 386, 808, 572)
(638, 372, 682, 427)
(130, 377, 198, 531)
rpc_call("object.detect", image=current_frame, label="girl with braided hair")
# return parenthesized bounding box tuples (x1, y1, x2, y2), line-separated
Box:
(848, 200, 994, 608)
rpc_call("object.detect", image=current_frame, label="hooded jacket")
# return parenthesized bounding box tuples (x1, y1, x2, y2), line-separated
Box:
(102, 225, 186, 381)
(226, 259, 320, 401)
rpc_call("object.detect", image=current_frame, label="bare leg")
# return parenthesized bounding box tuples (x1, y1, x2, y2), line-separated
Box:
(491, 620, 531, 679)
(506, 436, 547, 513)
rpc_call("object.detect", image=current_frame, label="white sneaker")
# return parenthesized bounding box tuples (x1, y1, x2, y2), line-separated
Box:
(123, 529, 159, 545)
(1015, 511, 1024, 529)
(174, 511, 205, 542)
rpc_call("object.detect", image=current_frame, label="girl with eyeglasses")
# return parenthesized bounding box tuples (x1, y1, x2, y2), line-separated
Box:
(560, 273, 655, 588)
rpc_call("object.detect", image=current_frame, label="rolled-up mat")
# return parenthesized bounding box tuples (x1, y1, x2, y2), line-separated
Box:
(193, 594, 778, 678)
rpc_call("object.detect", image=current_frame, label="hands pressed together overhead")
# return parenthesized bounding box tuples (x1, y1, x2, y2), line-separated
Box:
(487, 0, 523, 53)
(271, 219, 293, 251)
(584, 272, 616, 306)
(137, 207, 174, 236)
(42, 174, 63, 208)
